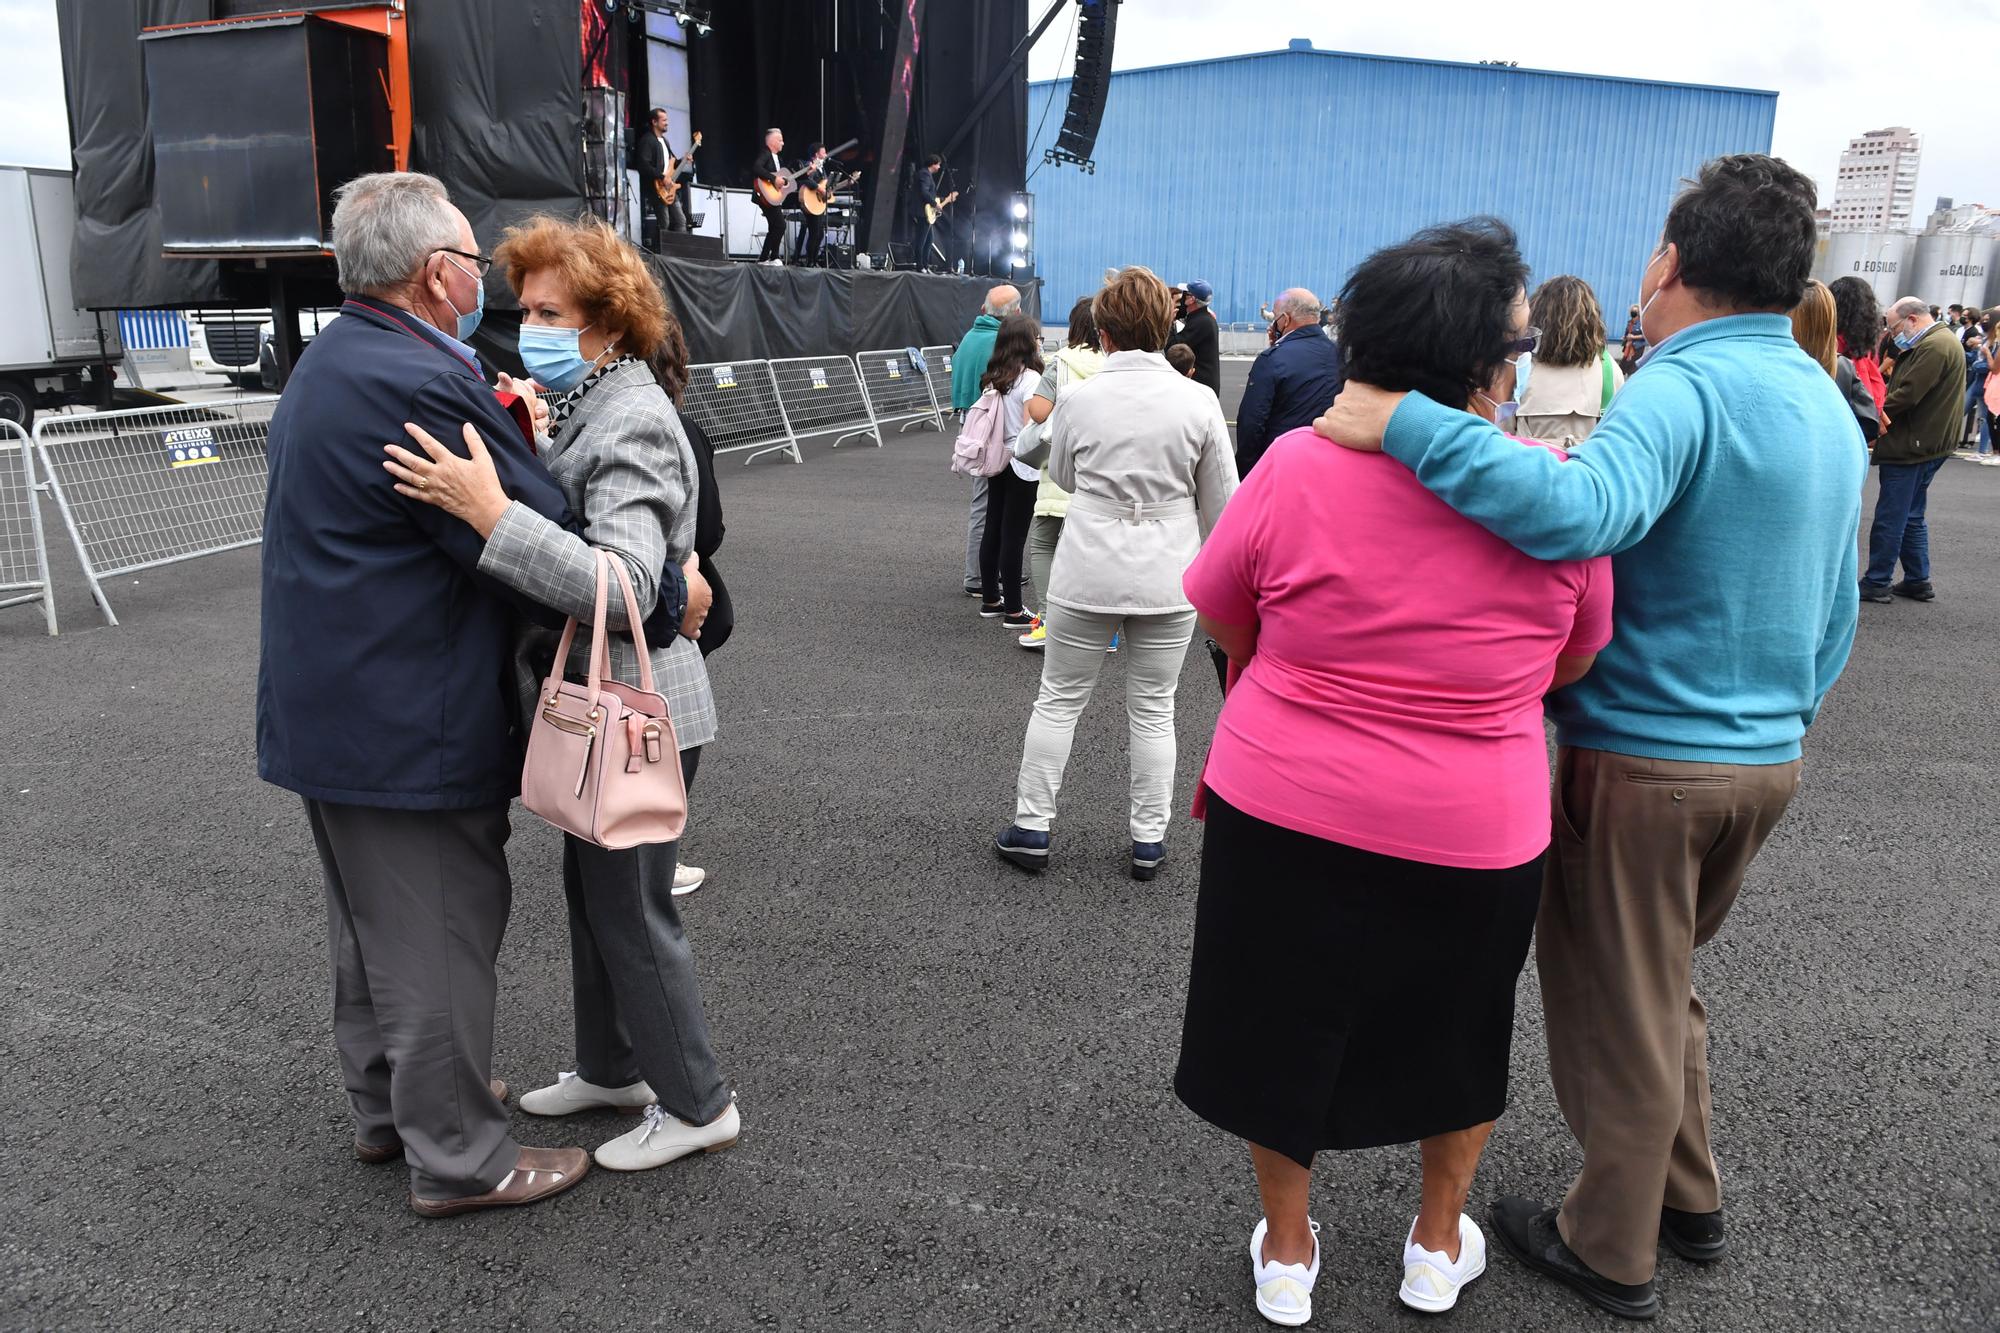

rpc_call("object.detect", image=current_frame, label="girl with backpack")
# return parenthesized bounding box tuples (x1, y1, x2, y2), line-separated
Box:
(969, 314, 1046, 630)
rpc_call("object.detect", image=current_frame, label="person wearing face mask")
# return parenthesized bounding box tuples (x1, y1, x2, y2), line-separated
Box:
(1314, 156, 1865, 1320)
(1233, 287, 1347, 476)
(1173, 218, 1612, 1327)
(1861, 297, 1969, 601)
(1165, 280, 1222, 396)
(260, 173, 706, 1217)
(381, 213, 741, 1176)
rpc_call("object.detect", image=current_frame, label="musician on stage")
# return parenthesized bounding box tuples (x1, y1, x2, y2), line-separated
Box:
(911, 154, 948, 272)
(794, 143, 832, 268)
(636, 107, 671, 249)
(751, 127, 788, 265)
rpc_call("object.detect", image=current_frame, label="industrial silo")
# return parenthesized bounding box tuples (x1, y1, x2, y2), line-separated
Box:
(1909, 233, 1982, 307)
(1818, 231, 1913, 307)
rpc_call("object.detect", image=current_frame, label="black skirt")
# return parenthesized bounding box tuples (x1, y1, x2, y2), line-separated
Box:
(1174, 791, 1543, 1167)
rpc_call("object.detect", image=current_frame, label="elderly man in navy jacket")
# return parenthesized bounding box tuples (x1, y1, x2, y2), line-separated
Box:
(258, 172, 683, 1217)
(1235, 288, 1345, 475)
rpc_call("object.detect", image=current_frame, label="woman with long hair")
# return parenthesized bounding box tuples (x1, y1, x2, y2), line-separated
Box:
(1515, 275, 1622, 446)
(1826, 276, 1887, 446)
(381, 214, 740, 1172)
(1788, 278, 1839, 375)
(1015, 297, 1106, 649)
(975, 313, 1047, 631)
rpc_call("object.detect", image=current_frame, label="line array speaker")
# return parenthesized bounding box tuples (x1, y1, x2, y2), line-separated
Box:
(1043, 0, 1119, 174)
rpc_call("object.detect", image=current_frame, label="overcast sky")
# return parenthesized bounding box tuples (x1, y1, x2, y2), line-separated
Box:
(3, 0, 1989, 213)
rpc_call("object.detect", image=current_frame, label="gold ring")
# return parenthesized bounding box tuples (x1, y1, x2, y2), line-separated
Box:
(416, 478, 429, 491)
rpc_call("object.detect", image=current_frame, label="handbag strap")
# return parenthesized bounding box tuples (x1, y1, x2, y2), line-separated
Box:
(602, 552, 660, 696)
(542, 548, 661, 700)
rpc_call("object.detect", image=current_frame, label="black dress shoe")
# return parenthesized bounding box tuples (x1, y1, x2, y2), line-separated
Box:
(1491, 1196, 1660, 1320)
(1660, 1205, 1728, 1262)
(1890, 579, 1936, 602)
(1858, 581, 1894, 603)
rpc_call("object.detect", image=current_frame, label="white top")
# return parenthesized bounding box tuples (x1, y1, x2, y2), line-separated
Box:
(998, 367, 1041, 481)
(1045, 350, 1240, 614)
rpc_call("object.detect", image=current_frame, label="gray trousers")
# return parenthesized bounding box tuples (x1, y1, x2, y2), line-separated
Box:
(308, 798, 519, 1199)
(1026, 513, 1063, 612)
(963, 474, 988, 592)
(561, 748, 729, 1124)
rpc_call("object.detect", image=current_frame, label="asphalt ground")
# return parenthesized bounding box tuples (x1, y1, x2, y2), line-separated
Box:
(2, 360, 1996, 1331)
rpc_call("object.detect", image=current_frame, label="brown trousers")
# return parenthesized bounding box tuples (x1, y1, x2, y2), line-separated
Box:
(1539, 746, 1801, 1286)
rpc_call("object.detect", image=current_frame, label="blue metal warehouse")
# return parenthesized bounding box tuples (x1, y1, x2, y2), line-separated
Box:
(1025, 40, 1777, 325)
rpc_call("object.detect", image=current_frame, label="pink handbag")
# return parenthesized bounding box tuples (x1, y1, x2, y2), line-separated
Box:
(520, 550, 687, 849)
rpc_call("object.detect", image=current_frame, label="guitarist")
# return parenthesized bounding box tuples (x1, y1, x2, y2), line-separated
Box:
(635, 107, 672, 249)
(911, 154, 950, 272)
(794, 143, 832, 268)
(751, 127, 789, 264)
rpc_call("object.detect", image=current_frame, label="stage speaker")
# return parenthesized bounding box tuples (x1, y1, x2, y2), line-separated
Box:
(1044, 0, 1120, 173)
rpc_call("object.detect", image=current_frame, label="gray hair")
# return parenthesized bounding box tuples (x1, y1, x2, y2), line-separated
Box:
(1275, 288, 1321, 322)
(1886, 296, 1930, 322)
(983, 284, 1022, 318)
(330, 172, 461, 296)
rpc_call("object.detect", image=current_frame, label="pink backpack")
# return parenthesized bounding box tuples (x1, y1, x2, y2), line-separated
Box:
(950, 387, 1012, 478)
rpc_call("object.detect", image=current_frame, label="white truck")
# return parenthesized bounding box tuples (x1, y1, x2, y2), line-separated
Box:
(0, 165, 123, 429)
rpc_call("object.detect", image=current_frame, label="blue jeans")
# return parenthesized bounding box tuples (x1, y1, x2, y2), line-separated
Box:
(1864, 458, 1946, 588)
(1967, 384, 1992, 453)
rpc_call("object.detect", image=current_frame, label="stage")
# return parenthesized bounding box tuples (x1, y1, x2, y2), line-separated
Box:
(643, 257, 1041, 364)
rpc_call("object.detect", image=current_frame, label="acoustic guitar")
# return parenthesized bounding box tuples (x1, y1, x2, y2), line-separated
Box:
(656, 131, 701, 207)
(799, 165, 861, 217)
(753, 165, 797, 208)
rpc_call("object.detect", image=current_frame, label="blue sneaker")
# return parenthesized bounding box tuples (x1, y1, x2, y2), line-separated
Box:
(995, 825, 1051, 873)
(1131, 841, 1166, 881)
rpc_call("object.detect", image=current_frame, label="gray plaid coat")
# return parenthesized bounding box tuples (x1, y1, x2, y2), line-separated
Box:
(479, 359, 718, 750)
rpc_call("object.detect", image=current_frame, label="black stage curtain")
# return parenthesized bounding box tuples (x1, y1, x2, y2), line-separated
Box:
(903, 1, 1028, 274)
(648, 260, 1039, 364)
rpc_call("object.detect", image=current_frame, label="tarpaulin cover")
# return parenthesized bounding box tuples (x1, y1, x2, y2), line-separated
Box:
(644, 260, 1040, 364)
(56, 1, 227, 308)
(56, 0, 584, 310)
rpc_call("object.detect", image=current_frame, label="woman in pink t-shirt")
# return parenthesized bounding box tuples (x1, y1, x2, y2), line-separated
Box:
(1172, 219, 1613, 1327)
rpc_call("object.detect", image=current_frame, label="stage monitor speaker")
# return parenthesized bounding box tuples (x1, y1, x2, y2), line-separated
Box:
(1044, 0, 1120, 174)
(141, 13, 394, 253)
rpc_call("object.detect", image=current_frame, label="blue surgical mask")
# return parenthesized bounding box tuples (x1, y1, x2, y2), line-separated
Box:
(1892, 321, 1919, 352)
(1476, 391, 1519, 426)
(519, 324, 606, 393)
(441, 256, 485, 341)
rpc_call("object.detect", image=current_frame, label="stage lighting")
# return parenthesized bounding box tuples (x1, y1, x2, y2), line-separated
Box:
(1007, 253, 1028, 270)
(1010, 200, 1028, 220)
(1009, 230, 1028, 250)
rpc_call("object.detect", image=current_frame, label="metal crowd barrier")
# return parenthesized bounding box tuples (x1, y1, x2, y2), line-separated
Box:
(768, 355, 880, 450)
(34, 396, 279, 627)
(0, 420, 55, 635)
(919, 344, 957, 421)
(856, 347, 944, 434)
(680, 360, 801, 465)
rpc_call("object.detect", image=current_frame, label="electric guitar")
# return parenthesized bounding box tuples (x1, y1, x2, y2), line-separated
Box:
(924, 182, 975, 225)
(656, 131, 700, 207)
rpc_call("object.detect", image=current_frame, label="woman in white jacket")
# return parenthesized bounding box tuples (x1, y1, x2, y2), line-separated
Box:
(994, 267, 1239, 881)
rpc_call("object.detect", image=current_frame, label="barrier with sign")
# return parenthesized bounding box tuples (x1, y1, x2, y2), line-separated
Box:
(34, 396, 278, 626)
(856, 347, 944, 434)
(680, 360, 801, 465)
(768, 355, 879, 449)
(0, 420, 55, 634)
(919, 344, 957, 422)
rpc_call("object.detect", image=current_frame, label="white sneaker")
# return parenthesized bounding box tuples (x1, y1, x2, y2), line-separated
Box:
(1398, 1212, 1486, 1313)
(1249, 1216, 1321, 1327)
(672, 862, 706, 896)
(595, 1099, 740, 1171)
(517, 1070, 656, 1117)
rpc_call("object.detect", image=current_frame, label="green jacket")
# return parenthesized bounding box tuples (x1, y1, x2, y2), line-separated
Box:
(950, 314, 1001, 411)
(1876, 321, 1967, 465)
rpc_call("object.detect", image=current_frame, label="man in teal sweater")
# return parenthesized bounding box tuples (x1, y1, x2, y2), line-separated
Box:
(1318, 156, 1863, 1320)
(954, 284, 1018, 595)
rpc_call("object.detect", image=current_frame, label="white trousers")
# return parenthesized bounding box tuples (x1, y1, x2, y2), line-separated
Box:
(1013, 603, 1197, 842)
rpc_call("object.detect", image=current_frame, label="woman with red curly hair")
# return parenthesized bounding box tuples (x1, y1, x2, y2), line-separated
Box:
(382, 214, 739, 1175)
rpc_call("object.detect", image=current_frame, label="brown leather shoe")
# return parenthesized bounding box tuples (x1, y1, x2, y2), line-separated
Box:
(354, 1080, 507, 1165)
(408, 1147, 590, 1218)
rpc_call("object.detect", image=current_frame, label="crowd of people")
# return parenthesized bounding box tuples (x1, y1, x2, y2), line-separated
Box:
(251, 146, 1975, 1326)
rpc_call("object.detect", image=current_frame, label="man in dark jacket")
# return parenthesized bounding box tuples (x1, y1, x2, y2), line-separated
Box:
(1166, 280, 1221, 395)
(259, 172, 685, 1217)
(1235, 287, 1345, 474)
(1862, 297, 1968, 602)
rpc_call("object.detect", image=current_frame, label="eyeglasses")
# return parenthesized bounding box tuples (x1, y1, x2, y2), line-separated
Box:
(434, 248, 494, 277)
(1506, 325, 1541, 357)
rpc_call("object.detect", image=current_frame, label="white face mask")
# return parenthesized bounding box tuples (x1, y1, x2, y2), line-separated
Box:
(1475, 391, 1518, 426)
(1634, 247, 1668, 338)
